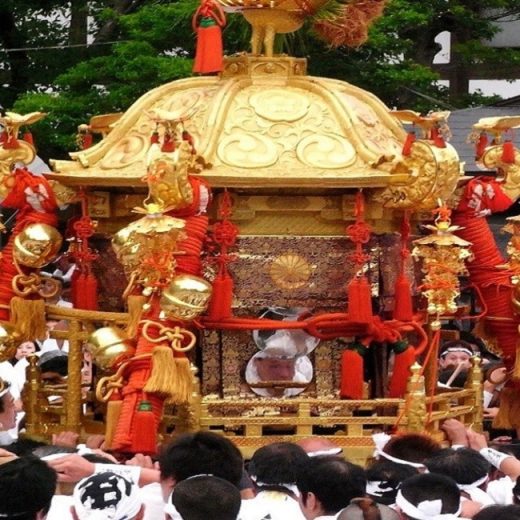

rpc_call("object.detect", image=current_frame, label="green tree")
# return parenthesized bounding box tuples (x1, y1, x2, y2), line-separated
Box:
(8, 0, 520, 158)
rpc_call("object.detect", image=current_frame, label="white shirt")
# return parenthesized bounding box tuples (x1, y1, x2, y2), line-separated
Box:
(486, 476, 514, 505)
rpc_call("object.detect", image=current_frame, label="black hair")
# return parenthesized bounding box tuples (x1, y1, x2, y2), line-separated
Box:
(365, 460, 418, 506)
(473, 505, 520, 520)
(0, 438, 47, 457)
(171, 475, 241, 520)
(425, 448, 490, 486)
(0, 456, 57, 520)
(39, 355, 68, 377)
(383, 433, 441, 464)
(32, 445, 76, 459)
(297, 456, 367, 515)
(159, 431, 243, 488)
(399, 474, 460, 519)
(249, 442, 309, 490)
(0, 379, 11, 413)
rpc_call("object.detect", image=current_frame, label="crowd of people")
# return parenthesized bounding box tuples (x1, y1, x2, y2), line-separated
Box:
(2, 393, 520, 520)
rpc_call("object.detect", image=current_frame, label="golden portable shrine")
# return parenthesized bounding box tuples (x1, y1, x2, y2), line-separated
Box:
(1, 0, 520, 463)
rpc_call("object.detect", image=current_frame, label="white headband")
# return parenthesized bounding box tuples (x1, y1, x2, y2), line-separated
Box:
(366, 480, 396, 497)
(164, 493, 184, 520)
(440, 347, 473, 358)
(395, 490, 461, 520)
(0, 380, 10, 399)
(250, 475, 300, 497)
(457, 475, 494, 506)
(73, 472, 142, 520)
(307, 448, 342, 458)
(372, 433, 426, 469)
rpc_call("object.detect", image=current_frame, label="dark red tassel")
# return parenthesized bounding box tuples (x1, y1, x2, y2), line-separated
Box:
(132, 399, 157, 455)
(161, 133, 176, 152)
(82, 133, 93, 150)
(72, 272, 87, 308)
(208, 270, 233, 320)
(388, 341, 416, 398)
(502, 140, 516, 164)
(347, 276, 372, 323)
(402, 131, 416, 156)
(22, 131, 34, 146)
(85, 271, 98, 310)
(340, 345, 365, 399)
(150, 131, 160, 144)
(431, 127, 446, 148)
(393, 274, 413, 321)
(475, 132, 488, 160)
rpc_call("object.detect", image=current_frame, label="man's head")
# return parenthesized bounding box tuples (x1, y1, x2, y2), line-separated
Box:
(254, 354, 297, 382)
(297, 456, 366, 520)
(473, 505, 520, 520)
(365, 460, 418, 506)
(439, 340, 476, 370)
(425, 448, 490, 488)
(249, 442, 309, 494)
(165, 475, 241, 520)
(396, 474, 461, 520)
(296, 437, 343, 458)
(0, 379, 16, 431)
(158, 431, 243, 500)
(71, 471, 143, 520)
(0, 456, 57, 520)
(379, 433, 441, 467)
(39, 350, 68, 384)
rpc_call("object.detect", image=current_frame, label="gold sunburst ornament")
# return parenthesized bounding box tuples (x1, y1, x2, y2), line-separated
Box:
(270, 253, 311, 290)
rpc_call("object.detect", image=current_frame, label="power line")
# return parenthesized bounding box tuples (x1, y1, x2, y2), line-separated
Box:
(1, 40, 127, 53)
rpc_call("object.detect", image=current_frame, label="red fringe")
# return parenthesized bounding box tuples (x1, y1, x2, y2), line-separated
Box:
(207, 270, 233, 320)
(82, 133, 93, 150)
(431, 127, 446, 148)
(340, 347, 365, 399)
(22, 131, 34, 146)
(393, 274, 413, 321)
(475, 132, 488, 159)
(347, 276, 372, 323)
(402, 132, 415, 156)
(193, 25, 224, 73)
(502, 141, 515, 164)
(132, 399, 157, 455)
(388, 344, 416, 398)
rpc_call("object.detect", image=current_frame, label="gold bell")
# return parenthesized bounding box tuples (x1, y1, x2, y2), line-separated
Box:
(13, 223, 63, 268)
(0, 322, 19, 363)
(87, 327, 136, 371)
(160, 274, 212, 321)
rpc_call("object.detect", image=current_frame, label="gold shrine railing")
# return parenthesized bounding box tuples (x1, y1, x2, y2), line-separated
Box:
(22, 304, 483, 461)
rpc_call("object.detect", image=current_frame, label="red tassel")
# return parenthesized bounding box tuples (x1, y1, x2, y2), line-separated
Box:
(85, 271, 98, 310)
(340, 345, 365, 399)
(161, 133, 176, 152)
(22, 131, 34, 146)
(347, 276, 372, 323)
(150, 131, 160, 144)
(388, 341, 416, 398)
(393, 274, 413, 321)
(502, 140, 516, 164)
(475, 132, 488, 160)
(72, 272, 87, 308)
(208, 270, 233, 320)
(431, 127, 446, 148)
(0, 132, 6, 145)
(402, 131, 415, 156)
(82, 133, 93, 150)
(192, 1, 226, 74)
(132, 399, 157, 455)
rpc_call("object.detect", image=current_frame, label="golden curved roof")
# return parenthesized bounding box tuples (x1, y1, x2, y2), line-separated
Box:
(48, 55, 459, 198)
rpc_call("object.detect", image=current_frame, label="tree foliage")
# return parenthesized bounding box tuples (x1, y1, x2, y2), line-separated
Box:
(1, 0, 519, 159)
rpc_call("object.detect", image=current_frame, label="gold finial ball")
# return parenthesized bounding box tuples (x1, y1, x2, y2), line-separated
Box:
(160, 274, 212, 321)
(0, 322, 19, 363)
(13, 223, 63, 268)
(87, 327, 135, 371)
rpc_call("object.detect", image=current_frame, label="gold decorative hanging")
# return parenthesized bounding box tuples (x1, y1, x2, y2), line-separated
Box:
(412, 202, 473, 330)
